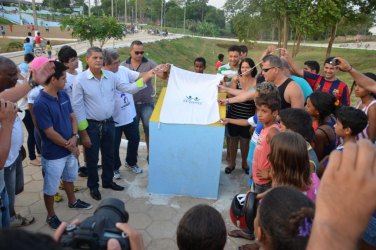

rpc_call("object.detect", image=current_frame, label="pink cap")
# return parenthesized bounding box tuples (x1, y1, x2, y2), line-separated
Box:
(30, 57, 55, 71)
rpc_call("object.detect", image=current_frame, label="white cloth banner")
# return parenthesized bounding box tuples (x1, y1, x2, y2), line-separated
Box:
(160, 65, 222, 125)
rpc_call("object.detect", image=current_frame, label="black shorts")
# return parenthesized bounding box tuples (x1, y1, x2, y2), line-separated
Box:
(227, 123, 251, 139)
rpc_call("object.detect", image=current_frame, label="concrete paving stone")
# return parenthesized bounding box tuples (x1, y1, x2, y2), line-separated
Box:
(139, 231, 152, 248)
(24, 180, 43, 193)
(146, 220, 176, 239)
(125, 198, 152, 213)
(28, 200, 46, 214)
(31, 171, 44, 181)
(128, 212, 152, 230)
(23, 165, 41, 175)
(15, 192, 40, 207)
(147, 205, 177, 221)
(147, 239, 178, 250)
(23, 175, 33, 185)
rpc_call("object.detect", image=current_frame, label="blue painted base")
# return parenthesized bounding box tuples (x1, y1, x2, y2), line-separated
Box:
(149, 122, 224, 199)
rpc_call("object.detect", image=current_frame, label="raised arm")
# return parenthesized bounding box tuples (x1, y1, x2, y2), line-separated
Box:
(0, 62, 55, 102)
(336, 57, 376, 94)
(280, 48, 304, 77)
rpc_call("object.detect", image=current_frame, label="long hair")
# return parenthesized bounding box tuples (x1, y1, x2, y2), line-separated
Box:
(268, 131, 311, 191)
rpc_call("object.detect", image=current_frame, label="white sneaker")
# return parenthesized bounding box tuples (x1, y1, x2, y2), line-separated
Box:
(113, 170, 121, 179)
(126, 164, 143, 174)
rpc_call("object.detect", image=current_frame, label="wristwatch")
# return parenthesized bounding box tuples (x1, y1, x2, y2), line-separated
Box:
(72, 133, 80, 139)
(28, 75, 39, 88)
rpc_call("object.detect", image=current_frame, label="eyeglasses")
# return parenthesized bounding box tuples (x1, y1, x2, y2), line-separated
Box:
(134, 51, 144, 55)
(262, 67, 275, 73)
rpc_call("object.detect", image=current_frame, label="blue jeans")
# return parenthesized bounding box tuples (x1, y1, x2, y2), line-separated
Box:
(0, 188, 10, 229)
(4, 153, 23, 213)
(85, 119, 115, 189)
(135, 103, 154, 136)
(114, 117, 140, 170)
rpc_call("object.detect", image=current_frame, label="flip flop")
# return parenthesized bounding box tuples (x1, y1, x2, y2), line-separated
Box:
(228, 229, 255, 240)
(225, 166, 235, 174)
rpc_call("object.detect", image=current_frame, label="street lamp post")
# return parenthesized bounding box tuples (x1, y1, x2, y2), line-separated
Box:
(124, 0, 127, 24)
(183, 1, 186, 34)
(160, 0, 163, 31)
(111, 0, 114, 17)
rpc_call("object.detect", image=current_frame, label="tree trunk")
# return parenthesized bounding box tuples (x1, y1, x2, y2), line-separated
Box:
(326, 23, 337, 58)
(292, 32, 302, 58)
(283, 14, 288, 49)
(278, 17, 282, 48)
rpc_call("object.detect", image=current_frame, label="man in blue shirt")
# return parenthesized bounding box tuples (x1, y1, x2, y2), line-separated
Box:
(33, 61, 92, 229)
(23, 38, 33, 55)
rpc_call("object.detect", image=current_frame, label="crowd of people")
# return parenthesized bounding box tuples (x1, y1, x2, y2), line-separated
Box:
(0, 39, 375, 250)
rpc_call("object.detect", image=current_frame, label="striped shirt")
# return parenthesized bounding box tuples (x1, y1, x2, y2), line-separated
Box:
(227, 82, 256, 119)
(303, 71, 350, 106)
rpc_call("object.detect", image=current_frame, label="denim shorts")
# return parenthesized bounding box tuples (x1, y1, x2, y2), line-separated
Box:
(42, 154, 78, 196)
(135, 103, 154, 135)
(0, 188, 10, 229)
(363, 216, 376, 246)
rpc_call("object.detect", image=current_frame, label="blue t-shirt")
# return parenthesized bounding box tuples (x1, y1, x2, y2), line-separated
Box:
(33, 90, 73, 160)
(19, 62, 28, 75)
(247, 115, 264, 186)
(291, 75, 313, 101)
(23, 43, 33, 55)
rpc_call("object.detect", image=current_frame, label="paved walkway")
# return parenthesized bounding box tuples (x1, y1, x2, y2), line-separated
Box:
(3, 31, 184, 64)
(18, 135, 252, 249)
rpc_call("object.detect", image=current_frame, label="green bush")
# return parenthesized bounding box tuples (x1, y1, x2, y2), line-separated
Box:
(6, 41, 23, 52)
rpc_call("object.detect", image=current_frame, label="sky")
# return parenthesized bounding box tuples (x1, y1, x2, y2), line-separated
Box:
(208, 0, 226, 9)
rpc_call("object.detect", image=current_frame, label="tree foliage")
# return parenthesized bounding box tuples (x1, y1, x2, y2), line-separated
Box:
(60, 15, 125, 47)
(224, 0, 375, 57)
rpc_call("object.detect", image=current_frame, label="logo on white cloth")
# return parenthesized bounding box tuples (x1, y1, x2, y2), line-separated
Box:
(183, 96, 202, 105)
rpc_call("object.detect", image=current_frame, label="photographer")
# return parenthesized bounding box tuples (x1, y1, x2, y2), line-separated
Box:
(0, 222, 144, 250)
(55, 222, 144, 250)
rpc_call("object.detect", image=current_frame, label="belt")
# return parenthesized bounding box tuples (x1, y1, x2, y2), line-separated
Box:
(135, 102, 152, 105)
(87, 118, 114, 124)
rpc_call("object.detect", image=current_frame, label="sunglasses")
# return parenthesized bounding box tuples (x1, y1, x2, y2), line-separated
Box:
(261, 67, 276, 73)
(134, 51, 144, 55)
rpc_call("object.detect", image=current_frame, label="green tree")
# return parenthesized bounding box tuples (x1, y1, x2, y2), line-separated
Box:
(60, 15, 125, 47)
(42, 0, 71, 10)
(196, 21, 218, 36)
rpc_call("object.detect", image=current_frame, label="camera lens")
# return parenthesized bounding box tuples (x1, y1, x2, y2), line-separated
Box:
(94, 198, 129, 226)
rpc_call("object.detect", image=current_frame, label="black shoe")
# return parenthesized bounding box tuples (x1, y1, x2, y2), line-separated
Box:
(90, 188, 101, 200)
(102, 182, 125, 191)
(78, 167, 88, 177)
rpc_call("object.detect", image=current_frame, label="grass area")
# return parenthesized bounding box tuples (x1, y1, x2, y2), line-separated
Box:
(0, 38, 68, 53)
(0, 17, 12, 25)
(117, 37, 376, 105)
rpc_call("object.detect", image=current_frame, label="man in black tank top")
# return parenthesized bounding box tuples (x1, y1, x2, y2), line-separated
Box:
(261, 55, 304, 109)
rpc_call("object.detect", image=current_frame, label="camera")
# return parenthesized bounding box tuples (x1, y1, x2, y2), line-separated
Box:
(330, 58, 338, 66)
(60, 198, 130, 250)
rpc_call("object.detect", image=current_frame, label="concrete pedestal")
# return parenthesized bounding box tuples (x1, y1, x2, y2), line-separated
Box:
(149, 88, 226, 199)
